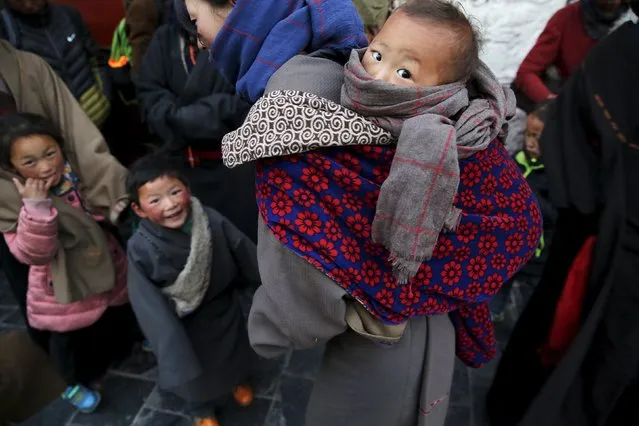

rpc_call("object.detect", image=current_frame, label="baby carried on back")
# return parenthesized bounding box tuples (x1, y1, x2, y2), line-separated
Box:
(222, 0, 539, 367)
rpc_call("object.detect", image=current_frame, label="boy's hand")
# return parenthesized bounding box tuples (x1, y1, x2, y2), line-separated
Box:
(13, 177, 54, 200)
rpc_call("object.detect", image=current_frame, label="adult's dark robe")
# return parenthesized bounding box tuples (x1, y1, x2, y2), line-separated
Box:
(487, 22, 639, 426)
(136, 25, 257, 242)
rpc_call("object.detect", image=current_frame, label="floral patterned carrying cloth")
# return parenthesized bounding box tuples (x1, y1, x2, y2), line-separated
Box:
(224, 83, 541, 367)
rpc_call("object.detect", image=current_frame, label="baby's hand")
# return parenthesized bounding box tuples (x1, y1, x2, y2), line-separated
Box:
(13, 177, 53, 201)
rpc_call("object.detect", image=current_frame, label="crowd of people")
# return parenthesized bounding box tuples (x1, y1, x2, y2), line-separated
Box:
(0, 0, 636, 425)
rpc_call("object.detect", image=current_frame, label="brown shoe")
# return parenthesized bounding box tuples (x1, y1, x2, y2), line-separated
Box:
(194, 417, 219, 426)
(233, 385, 254, 407)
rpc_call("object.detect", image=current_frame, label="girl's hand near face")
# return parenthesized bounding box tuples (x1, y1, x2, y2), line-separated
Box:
(13, 177, 55, 201)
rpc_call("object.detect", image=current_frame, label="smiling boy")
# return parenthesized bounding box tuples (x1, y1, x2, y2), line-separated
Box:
(126, 154, 259, 426)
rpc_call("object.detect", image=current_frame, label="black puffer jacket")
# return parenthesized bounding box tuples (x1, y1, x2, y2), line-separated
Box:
(0, 4, 97, 101)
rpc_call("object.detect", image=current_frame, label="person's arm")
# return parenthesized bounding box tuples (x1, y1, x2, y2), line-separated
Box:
(135, 26, 180, 144)
(65, 6, 112, 101)
(221, 217, 260, 287)
(3, 200, 58, 266)
(514, 9, 565, 103)
(22, 50, 128, 219)
(167, 90, 251, 147)
(126, 0, 160, 76)
(137, 35, 251, 149)
(170, 51, 251, 144)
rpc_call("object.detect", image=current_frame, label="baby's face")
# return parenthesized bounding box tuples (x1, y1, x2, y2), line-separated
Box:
(362, 11, 454, 88)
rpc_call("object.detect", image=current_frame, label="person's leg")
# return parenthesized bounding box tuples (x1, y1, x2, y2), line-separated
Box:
(305, 317, 427, 426)
(49, 331, 102, 413)
(418, 314, 456, 426)
(0, 238, 49, 350)
(72, 305, 140, 386)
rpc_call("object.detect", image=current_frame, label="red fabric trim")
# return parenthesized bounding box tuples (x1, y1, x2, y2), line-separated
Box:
(186, 147, 222, 167)
(539, 236, 596, 368)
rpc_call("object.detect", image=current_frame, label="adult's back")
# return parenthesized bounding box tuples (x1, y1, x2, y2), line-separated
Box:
(487, 20, 639, 426)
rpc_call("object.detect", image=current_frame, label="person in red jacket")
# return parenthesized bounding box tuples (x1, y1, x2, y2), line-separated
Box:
(514, 0, 627, 111)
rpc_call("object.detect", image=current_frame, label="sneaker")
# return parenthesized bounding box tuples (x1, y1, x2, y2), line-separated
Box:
(194, 417, 219, 426)
(61, 384, 101, 413)
(141, 340, 153, 353)
(233, 385, 254, 407)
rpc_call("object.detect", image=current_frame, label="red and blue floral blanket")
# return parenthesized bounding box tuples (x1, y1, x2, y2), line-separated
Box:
(256, 141, 541, 367)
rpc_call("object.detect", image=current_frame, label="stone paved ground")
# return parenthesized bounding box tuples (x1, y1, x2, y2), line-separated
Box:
(1, 275, 532, 426)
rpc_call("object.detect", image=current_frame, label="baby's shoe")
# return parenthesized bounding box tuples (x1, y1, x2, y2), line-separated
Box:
(194, 417, 220, 426)
(61, 384, 101, 413)
(233, 385, 254, 407)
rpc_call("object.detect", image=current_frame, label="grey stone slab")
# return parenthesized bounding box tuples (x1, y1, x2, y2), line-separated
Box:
(252, 355, 286, 400)
(132, 409, 190, 426)
(284, 348, 324, 380)
(469, 362, 496, 426)
(71, 374, 155, 426)
(18, 397, 76, 426)
(280, 375, 314, 426)
(144, 387, 188, 415)
(444, 405, 473, 426)
(218, 396, 271, 426)
(263, 400, 285, 426)
(472, 393, 489, 426)
(110, 345, 157, 379)
(469, 360, 499, 388)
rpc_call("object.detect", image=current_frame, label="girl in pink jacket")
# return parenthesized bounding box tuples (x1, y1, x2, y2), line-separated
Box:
(0, 113, 129, 413)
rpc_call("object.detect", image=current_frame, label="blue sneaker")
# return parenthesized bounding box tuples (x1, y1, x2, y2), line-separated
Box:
(141, 340, 153, 353)
(61, 384, 101, 413)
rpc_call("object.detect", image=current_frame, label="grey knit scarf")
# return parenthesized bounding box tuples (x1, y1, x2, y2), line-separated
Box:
(341, 49, 516, 284)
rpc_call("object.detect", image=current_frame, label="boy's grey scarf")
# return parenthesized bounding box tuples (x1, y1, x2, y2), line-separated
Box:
(341, 49, 516, 284)
(161, 197, 213, 317)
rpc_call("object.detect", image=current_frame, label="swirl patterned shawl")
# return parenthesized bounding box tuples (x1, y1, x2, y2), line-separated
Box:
(222, 90, 393, 168)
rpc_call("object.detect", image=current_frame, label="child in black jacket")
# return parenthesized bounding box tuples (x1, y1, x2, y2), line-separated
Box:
(491, 103, 557, 320)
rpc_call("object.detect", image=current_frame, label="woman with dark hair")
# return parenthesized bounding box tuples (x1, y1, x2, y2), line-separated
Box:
(135, 4, 256, 241)
(174, 1, 538, 425)
(487, 8, 639, 426)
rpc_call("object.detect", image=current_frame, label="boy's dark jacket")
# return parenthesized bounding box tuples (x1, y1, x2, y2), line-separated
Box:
(127, 203, 258, 401)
